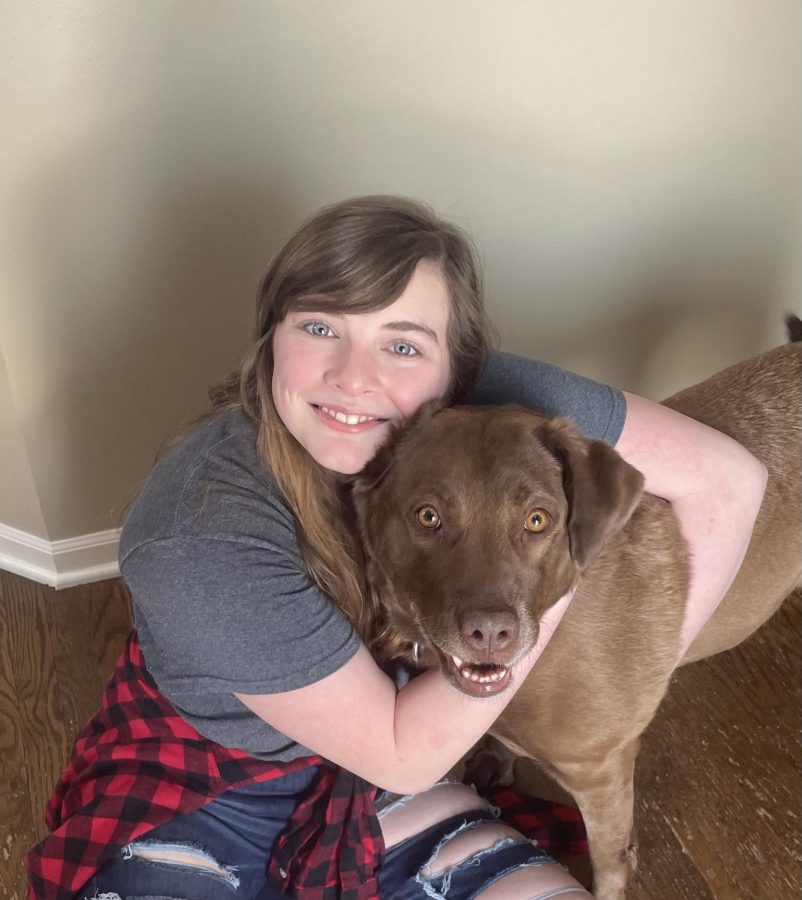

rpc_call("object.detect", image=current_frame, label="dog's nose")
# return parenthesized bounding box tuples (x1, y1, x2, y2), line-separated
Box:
(459, 608, 519, 656)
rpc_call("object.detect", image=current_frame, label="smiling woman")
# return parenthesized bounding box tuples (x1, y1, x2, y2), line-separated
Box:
(28, 195, 765, 900)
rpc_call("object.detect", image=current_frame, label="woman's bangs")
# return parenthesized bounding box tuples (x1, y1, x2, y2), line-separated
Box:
(289, 266, 415, 317)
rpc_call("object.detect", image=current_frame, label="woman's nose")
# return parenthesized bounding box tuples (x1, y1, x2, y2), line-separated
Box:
(325, 342, 380, 395)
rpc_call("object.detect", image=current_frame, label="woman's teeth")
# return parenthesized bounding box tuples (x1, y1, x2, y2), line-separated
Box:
(319, 405, 379, 426)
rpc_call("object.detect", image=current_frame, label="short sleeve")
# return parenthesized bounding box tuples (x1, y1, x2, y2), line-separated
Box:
(467, 350, 627, 444)
(121, 535, 361, 697)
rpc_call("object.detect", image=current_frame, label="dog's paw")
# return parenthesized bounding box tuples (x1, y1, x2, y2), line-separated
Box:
(462, 748, 516, 795)
(622, 840, 638, 873)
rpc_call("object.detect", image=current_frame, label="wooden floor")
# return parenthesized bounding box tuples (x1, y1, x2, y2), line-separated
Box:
(1, 569, 799, 900)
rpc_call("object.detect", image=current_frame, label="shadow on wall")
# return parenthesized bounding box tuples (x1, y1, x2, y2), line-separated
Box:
(498, 240, 790, 402)
(22, 123, 307, 537)
(553, 293, 777, 401)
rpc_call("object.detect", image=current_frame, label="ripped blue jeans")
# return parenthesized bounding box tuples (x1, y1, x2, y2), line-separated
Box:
(82, 766, 554, 899)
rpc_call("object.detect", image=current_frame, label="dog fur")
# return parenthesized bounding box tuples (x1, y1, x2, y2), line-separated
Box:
(352, 339, 801, 899)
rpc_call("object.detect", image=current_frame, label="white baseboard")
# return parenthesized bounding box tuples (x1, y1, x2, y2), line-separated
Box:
(0, 523, 121, 589)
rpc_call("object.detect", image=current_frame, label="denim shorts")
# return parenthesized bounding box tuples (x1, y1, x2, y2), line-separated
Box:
(82, 766, 554, 899)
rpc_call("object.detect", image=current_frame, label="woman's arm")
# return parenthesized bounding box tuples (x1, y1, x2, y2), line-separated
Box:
(615, 392, 768, 661)
(236, 589, 574, 795)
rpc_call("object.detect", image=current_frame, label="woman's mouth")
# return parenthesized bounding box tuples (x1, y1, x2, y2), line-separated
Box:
(312, 404, 388, 432)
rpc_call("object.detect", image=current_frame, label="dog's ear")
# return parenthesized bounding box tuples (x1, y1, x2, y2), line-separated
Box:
(537, 418, 644, 571)
(352, 398, 446, 495)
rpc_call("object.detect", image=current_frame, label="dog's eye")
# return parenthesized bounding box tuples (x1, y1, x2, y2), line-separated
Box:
(416, 505, 441, 529)
(524, 509, 551, 533)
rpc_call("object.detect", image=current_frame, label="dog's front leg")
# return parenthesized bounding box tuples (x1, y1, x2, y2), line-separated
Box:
(555, 737, 640, 900)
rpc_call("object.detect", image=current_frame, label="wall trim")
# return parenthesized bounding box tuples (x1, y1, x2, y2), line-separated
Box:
(0, 523, 121, 589)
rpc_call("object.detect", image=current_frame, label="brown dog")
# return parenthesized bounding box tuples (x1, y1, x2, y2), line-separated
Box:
(352, 340, 801, 899)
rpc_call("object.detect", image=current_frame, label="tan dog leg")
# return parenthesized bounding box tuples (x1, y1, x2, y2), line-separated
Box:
(555, 738, 640, 900)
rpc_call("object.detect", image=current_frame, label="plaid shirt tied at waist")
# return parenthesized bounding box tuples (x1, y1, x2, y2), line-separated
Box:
(25, 631, 384, 900)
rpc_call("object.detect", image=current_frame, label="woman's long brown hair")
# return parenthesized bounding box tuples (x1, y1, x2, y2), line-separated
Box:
(139, 196, 492, 645)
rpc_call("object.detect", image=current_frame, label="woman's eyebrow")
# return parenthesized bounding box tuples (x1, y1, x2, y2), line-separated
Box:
(382, 321, 439, 343)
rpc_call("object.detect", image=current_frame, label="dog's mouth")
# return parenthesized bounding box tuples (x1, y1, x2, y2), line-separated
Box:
(443, 652, 512, 697)
(405, 625, 519, 698)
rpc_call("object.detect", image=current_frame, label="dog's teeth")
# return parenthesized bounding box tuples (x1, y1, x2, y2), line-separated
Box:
(452, 655, 463, 667)
(458, 662, 510, 687)
(458, 664, 511, 684)
(460, 667, 474, 680)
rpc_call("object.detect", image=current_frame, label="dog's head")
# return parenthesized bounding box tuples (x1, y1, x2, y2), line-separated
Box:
(352, 403, 644, 697)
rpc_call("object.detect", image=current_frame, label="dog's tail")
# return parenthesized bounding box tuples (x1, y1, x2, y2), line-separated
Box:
(786, 313, 802, 343)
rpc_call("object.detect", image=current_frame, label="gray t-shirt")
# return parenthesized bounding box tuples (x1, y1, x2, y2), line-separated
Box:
(119, 351, 626, 760)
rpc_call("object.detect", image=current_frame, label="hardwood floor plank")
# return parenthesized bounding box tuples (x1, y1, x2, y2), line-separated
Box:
(0, 788, 35, 900)
(628, 796, 714, 900)
(27, 576, 132, 843)
(45, 577, 132, 744)
(2, 574, 68, 847)
(0, 580, 28, 796)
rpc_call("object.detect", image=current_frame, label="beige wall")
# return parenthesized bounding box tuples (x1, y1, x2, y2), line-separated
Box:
(1, 0, 799, 541)
(0, 348, 48, 536)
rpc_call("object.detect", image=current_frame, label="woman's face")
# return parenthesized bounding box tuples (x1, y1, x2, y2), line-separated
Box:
(272, 260, 452, 474)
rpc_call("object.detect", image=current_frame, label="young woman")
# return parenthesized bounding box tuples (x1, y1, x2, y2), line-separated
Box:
(27, 196, 767, 900)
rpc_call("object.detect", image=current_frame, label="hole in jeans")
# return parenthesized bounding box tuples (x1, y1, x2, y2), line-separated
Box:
(421, 824, 523, 876)
(379, 781, 492, 849)
(122, 840, 240, 889)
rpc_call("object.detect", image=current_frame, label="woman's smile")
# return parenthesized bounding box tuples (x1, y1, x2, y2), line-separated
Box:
(311, 402, 389, 432)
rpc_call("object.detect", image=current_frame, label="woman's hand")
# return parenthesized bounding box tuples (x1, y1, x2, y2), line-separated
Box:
(615, 392, 768, 662)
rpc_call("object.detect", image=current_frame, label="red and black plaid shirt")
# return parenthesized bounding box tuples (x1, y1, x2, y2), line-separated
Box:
(26, 632, 384, 900)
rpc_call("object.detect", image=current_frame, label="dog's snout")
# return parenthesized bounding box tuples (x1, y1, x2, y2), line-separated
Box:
(458, 608, 519, 656)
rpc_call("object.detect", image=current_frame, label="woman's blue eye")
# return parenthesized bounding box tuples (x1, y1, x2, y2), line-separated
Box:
(303, 322, 333, 337)
(392, 341, 419, 356)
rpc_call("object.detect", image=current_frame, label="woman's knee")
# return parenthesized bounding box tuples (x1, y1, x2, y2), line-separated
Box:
(377, 780, 491, 849)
